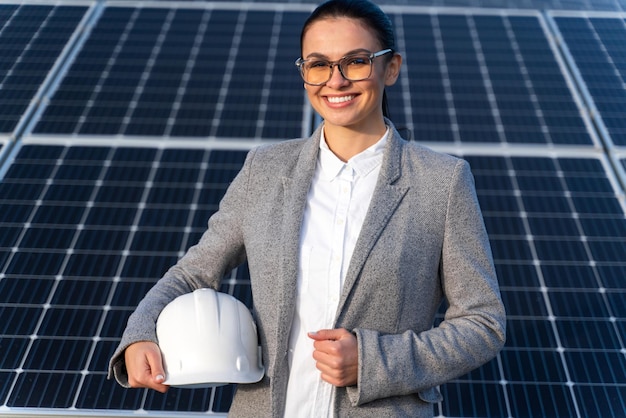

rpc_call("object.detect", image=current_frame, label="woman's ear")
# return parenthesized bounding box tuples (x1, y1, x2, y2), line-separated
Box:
(384, 53, 402, 86)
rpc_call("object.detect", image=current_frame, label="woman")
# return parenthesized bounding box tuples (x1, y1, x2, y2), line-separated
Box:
(109, 0, 506, 416)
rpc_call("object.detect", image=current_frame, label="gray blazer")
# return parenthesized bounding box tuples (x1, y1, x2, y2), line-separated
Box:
(109, 121, 506, 417)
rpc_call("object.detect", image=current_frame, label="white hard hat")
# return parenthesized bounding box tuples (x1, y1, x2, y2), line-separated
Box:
(156, 288, 264, 388)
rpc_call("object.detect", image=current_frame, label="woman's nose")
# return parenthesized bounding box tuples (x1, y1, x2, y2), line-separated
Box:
(325, 64, 350, 89)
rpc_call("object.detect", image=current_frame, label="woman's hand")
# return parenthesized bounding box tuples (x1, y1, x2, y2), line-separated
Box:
(308, 328, 358, 387)
(124, 341, 169, 393)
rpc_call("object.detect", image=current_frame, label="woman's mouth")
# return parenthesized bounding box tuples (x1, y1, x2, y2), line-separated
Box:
(326, 95, 355, 104)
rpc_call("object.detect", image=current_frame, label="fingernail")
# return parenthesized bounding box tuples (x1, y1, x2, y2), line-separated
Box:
(155, 374, 164, 382)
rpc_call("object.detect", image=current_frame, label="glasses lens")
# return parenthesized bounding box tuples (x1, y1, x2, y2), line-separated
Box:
(340, 55, 372, 81)
(303, 60, 331, 85)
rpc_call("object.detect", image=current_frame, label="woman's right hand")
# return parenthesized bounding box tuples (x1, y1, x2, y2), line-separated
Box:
(124, 341, 169, 393)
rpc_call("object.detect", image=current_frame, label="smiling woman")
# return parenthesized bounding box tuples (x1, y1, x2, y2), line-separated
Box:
(109, 1, 506, 417)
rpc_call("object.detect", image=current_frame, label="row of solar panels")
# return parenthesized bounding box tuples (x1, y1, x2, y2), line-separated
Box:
(0, 1, 625, 417)
(0, 3, 623, 147)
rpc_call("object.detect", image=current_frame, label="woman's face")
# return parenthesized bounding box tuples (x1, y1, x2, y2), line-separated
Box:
(301, 17, 400, 134)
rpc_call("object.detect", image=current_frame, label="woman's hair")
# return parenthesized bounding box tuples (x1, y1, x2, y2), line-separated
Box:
(300, 0, 396, 119)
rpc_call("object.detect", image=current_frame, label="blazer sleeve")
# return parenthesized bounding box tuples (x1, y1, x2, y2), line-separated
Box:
(107, 148, 255, 386)
(348, 159, 506, 405)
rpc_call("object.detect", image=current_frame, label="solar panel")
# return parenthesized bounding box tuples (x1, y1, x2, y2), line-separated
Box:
(386, 10, 598, 146)
(447, 151, 626, 418)
(0, 3, 88, 136)
(0, 142, 249, 413)
(0, 1, 625, 417)
(549, 12, 626, 148)
(31, 4, 309, 141)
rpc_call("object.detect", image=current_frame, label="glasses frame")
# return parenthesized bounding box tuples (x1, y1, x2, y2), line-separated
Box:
(295, 48, 393, 86)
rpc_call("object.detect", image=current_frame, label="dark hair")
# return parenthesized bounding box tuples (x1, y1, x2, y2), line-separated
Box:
(300, 0, 396, 119)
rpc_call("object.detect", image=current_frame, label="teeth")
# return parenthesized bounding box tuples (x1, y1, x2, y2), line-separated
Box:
(327, 95, 354, 103)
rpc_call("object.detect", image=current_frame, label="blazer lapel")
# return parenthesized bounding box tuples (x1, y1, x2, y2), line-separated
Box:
(335, 128, 409, 319)
(272, 127, 321, 373)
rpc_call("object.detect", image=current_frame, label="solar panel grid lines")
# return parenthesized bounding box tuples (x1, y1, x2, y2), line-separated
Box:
(450, 149, 626, 418)
(0, 2, 91, 138)
(0, 142, 250, 414)
(548, 11, 626, 149)
(30, 2, 309, 141)
(382, 8, 601, 148)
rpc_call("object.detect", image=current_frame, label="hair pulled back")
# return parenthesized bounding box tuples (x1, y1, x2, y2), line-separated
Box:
(300, 0, 396, 54)
(300, 0, 396, 119)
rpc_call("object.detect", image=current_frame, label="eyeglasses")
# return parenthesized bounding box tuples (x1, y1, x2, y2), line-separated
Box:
(295, 49, 393, 86)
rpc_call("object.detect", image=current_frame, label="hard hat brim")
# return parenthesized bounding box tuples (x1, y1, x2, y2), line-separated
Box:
(163, 367, 265, 388)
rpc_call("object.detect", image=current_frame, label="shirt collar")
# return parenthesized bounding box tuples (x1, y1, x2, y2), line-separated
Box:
(318, 127, 389, 181)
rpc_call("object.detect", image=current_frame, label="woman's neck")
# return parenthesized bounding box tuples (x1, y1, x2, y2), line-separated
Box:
(323, 122, 387, 162)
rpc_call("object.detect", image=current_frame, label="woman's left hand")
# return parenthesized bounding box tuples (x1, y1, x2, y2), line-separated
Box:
(308, 328, 358, 387)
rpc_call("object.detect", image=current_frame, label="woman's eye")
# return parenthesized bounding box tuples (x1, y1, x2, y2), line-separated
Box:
(308, 61, 329, 69)
(346, 56, 368, 66)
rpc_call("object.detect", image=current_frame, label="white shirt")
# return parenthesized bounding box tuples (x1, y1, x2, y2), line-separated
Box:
(283, 127, 388, 418)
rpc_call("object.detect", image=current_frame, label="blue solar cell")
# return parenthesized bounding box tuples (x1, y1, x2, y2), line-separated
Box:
(85, 206, 137, 227)
(557, 319, 621, 349)
(6, 251, 64, 276)
(0, 226, 21, 247)
(95, 185, 146, 203)
(441, 382, 508, 418)
(0, 277, 54, 304)
(130, 230, 184, 252)
(494, 263, 540, 288)
(23, 338, 91, 371)
(38, 308, 102, 337)
(501, 349, 568, 382)
(54, 164, 103, 181)
(0, 337, 29, 369)
(566, 351, 626, 384)
(88, 339, 117, 372)
(64, 253, 122, 277)
(100, 309, 132, 338)
(44, 184, 94, 202)
(139, 208, 190, 227)
(508, 383, 577, 417)
(541, 265, 602, 288)
(8, 372, 81, 408)
(575, 385, 626, 418)
(572, 195, 624, 214)
(111, 281, 159, 307)
(506, 319, 557, 348)
(549, 290, 610, 318)
(533, 239, 588, 261)
(527, 216, 579, 236)
(76, 373, 143, 410)
(51, 279, 112, 306)
(144, 386, 216, 413)
(501, 289, 548, 316)
(19, 227, 75, 249)
(0, 306, 42, 335)
(120, 254, 179, 279)
(103, 164, 152, 182)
